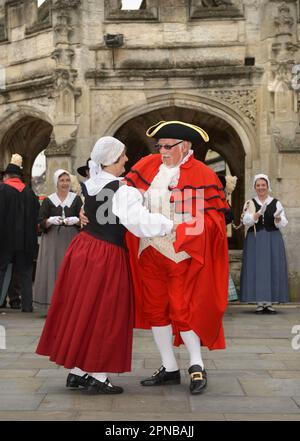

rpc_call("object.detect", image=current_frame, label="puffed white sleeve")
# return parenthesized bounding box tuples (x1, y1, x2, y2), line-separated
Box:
(112, 185, 174, 238)
(243, 212, 256, 227)
(242, 201, 257, 227)
(274, 201, 288, 229)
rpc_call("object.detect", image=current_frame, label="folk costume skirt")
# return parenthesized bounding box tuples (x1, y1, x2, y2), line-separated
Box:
(33, 225, 79, 309)
(36, 231, 134, 373)
(240, 229, 289, 304)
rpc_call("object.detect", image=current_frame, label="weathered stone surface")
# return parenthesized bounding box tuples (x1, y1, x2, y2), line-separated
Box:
(38, 394, 113, 412)
(76, 411, 226, 421)
(239, 379, 300, 397)
(225, 413, 300, 421)
(0, 308, 300, 420)
(0, 411, 77, 421)
(0, 394, 45, 411)
(190, 396, 300, 414)
(0, 0, 300, 295)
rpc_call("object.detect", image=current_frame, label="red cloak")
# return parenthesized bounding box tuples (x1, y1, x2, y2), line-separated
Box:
(125, 153, 229, 349)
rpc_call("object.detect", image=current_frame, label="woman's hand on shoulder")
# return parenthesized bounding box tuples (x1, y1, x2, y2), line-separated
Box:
(79, 207, 89, 227)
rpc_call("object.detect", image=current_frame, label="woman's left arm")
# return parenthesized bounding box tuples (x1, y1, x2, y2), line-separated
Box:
(112, 185, 174, 238)
(274, 201, 288, 228)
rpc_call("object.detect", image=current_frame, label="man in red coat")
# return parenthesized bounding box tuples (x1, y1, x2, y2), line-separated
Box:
(125, 121, 229, 395)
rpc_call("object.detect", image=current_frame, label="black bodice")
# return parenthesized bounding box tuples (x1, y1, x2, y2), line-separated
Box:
(248, 198, 278, 233)
(82, 180, 127, 248)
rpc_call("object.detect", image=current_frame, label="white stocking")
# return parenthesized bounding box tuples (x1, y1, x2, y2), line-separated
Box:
(91, 373, 108, 383)
(152, 325, 179, 372)
(180, 330, 204, 369)
(70, 367, 87, 377)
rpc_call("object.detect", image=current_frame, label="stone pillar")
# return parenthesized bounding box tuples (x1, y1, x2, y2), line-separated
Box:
(46, 0, 82, 191)
(265, 0, 300, 301)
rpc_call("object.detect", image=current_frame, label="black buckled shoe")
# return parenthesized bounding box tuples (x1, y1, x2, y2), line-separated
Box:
(140, 366, 181, 386)
(188, 365, 207, 395)
(83, 377, 123, 394)
(66, 373, 89, 389)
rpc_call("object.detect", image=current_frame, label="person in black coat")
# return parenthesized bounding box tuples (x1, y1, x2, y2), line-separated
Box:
(0, 154, 40, 312)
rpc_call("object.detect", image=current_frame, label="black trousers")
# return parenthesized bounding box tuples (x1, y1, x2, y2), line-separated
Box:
(0, 252, 33, 310)
(7, 268, 22, 304)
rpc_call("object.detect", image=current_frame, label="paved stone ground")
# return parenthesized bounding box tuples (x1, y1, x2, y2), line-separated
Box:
(0, 304, 300, 421)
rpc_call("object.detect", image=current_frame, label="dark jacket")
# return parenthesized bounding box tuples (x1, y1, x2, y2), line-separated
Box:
(0, 181, 40, 258)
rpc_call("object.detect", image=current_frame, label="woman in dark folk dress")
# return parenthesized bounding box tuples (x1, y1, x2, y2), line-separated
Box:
(33, 170, 82, 310)
(36, 136, 174, 394)
(240, 174, 289, 314)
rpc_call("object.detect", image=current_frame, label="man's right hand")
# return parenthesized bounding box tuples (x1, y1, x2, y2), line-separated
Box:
(80, 208, 89, 227)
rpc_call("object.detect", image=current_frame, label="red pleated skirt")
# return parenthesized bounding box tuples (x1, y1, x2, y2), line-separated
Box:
(36, 231, 134, 373)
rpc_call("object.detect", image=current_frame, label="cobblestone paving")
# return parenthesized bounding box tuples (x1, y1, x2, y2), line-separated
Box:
(0, 305, 300, 421)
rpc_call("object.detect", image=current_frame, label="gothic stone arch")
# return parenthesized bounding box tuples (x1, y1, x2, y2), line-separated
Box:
(0, 107, 53, 185)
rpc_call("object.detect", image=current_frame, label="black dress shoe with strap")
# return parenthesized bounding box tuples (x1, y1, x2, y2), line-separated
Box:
(83, 377, 123, 394)
(66, 373, 89, 389)
(188, 364, 207, 395)
(140, 366, 181, 386)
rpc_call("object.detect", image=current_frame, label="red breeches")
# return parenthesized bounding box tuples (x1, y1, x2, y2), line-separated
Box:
(139, 247, 191, 331)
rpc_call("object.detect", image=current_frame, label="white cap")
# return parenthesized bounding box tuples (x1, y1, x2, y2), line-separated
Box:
(90, 136, 124, 167)
(253, 174, 272, 192)
(53, 169, 70, 188)
(85, 136, 125, 196)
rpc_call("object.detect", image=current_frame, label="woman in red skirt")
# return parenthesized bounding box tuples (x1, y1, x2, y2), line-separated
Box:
(36, 136, 174, 394)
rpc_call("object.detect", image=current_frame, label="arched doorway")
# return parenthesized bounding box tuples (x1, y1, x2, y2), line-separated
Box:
(0, 116, 53, 187)
(114, 106, 245, 249)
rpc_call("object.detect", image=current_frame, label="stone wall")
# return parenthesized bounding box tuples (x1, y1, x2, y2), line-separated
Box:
(0, 0, 299, 299)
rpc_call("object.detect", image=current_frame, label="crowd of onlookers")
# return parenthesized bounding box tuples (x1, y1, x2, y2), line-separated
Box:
(0, 155, 87, 312)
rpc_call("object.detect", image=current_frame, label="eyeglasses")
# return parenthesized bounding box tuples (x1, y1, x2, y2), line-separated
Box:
(154, 140, 183, 151)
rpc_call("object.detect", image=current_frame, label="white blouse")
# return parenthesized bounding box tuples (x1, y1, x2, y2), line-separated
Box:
(112, 184, 173, 238)
(84, 169, 173, 238)
(243, 196, 288, 229)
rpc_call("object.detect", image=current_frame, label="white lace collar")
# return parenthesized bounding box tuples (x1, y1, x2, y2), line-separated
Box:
(48, 192, 77, 208)
(84, 170, 122, 196)
(254, 195, 273, 206)
(179, 149, 194, 167)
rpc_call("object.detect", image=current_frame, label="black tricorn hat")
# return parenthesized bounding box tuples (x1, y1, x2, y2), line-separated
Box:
(146, 120, 209, 145)
(77, 158, 91, 178)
